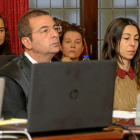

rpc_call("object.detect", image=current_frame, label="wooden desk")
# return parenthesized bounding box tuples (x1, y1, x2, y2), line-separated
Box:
(18, 127, 123, 140)
(122, 126, 140, 140)
(11, 126, 140, 140)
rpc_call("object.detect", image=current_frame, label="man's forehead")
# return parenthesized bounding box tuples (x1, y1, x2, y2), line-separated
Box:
(29, 15, 54, 24)
(29, 15, 55, 29)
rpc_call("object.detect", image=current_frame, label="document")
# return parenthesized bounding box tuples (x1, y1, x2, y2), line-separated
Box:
(0, 118, 27, 125)
(113, 110, 136, 119)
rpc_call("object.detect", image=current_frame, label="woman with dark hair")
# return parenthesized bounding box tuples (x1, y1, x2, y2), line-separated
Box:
(59, 28, 85, 62)
(0, 14, 13, 55)
(101, 17, 140, 122)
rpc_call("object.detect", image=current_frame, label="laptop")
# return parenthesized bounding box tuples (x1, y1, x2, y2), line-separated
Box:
(0, 55, 17, 69)
(135, 94, 140, 125)
(0, 78, 5, 118)
(0, 60, 117, 133)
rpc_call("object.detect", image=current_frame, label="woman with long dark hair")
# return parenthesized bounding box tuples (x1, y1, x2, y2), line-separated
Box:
(101, 18, 140, 120)
(0, 14, 13, 55)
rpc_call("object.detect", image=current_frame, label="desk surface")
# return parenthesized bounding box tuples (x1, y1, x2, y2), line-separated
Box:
(7, 126, 140, 140)
(18, 126, 124, 140)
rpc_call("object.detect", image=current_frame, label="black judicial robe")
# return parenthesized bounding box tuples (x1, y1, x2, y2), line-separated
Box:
(0, 52, 32, 118)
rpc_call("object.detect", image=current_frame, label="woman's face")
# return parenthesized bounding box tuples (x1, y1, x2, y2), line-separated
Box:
(0, 18, 5, 45)
(118, 25, 139, 62)
(60, 31, 84, 61)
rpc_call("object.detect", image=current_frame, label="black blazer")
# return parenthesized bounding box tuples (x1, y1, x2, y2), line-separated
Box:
(0, 53, 32, 118)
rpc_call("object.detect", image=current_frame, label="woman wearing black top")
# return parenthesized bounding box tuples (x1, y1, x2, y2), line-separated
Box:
(0, 14, 14, 55)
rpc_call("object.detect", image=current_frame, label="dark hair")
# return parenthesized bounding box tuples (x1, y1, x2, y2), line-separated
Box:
(0, 14, 9, 42)
(60, 28, 85, 45)
(17, 9, 49, 49)
(101, 17, 140, 89)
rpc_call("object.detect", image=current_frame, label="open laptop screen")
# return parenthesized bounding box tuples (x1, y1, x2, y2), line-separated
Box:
(27, 60, 117, 133)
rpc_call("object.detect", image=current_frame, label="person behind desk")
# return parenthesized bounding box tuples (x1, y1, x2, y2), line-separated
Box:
(101, 17, 140, 124)
(0, 9, 60, 118)
(0, 14, 14, 55)
(59, 28, 84, 62)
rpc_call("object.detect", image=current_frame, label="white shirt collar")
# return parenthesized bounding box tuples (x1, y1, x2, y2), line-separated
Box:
(24, 52, 52, 63)
(24, 52, 37, 64)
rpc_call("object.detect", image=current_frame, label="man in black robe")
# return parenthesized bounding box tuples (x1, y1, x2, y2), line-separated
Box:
(0, 9, 60, 118)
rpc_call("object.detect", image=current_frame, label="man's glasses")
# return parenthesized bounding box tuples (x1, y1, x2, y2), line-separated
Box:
(26, 25, 62, 37)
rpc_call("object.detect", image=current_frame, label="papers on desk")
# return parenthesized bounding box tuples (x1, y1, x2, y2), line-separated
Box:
(113, 110, 136, 119)
(0, 118, 27, 125)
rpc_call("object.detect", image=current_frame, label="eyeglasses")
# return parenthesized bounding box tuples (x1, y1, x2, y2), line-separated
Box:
(26, 25, 62, 37)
